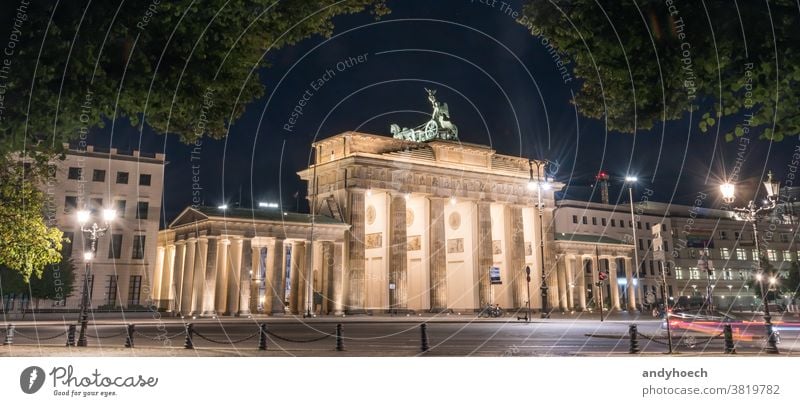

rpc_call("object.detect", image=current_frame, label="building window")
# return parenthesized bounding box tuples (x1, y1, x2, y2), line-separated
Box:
(601, 218, 607, 226)
(719, 230, 728, 240)
(592, 217, 597, 225)
(67, 167, 82, 180)
(629, 220, 633, 228)
(780, 233, 790, 243)
(572, 215, 578, 224)
(661, 224, 667, 231)
(582, 216, 587, 224)
(114, 200, 126, 218)
(783, 250, 793, 261)
(725, 270, 733, 280)
(645, 222, 651, 230)
(611, 219, 616, 227)
(689, 267, 700, 279)
(767, 249, 777, 262)
(108, 234, 122, 259)
(666, 262, 672, 276)
(62, 231, 74, 256)
(637, 221, 642, 229)
(752, 249, 760, 260)
(132, 235, 146, 259)
(675, 267, 684, 279)
(64, 196, 78, 213)
(92, 169, 106, 182)
(136, 201, 149, 220)
(734, 231, 740, 240)
(647, 239, 652, 249)
(116, 171, 129, 184)
(720, 248, 730, 260)
(663, 241, 669, 251)
(105, 275, 118, 306)
(638, 239, 644, 250)
(649, 260, 655, 275)
(139, 174, 151, 186)
(668, 285, 674, 297)
(89, 197, 103, 215)
(128, 276, 142, 306)
(735, 248, 746, 260)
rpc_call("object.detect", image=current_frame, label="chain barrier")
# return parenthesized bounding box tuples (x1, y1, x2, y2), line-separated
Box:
(13, 329, 68, 341)
(637, 331, 723, 348)
(85, 329, 128, 339)
(193, 329, 261, 345)
(266, 329, 333, 343)
(134, 330, 186, 340)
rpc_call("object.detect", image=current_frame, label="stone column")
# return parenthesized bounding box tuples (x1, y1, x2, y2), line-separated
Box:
(171, 242, 185, 312)
(428, 197, 447, 311)
(321, 241, 335, 314)
(576, 257, 587, 311)
(389, 193, 408, 311)
(300, 240, 314, 315)
(159, 245, 176, 309)
(290, 241, 306, 314)
(153, 246, 165, 305)
(180, 239, 196, 315)
(268, 239, 285, 315)
(201, 237, 219, 317)
(226, 238, 243, 315)
(565, 256, 575, 310)
(507, 205, 526, 309)
(237, 238, 252, 316)
(192, 238, 209, 315)
(608, 257, 621, 311)
(214, 239, 230, 314)
(346, 189, 366, 313)
(557, 255, 568, 311)
(590, 257, 600, 309)
(250, 244, 262, 313)
(332, 241, 345, 315)
(476, 201, 493, 308)
(624, 257, 636, 311)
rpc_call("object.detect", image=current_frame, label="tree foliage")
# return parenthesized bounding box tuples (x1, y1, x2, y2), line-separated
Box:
(0, 163, 63, 282)
(521, 0, 800, 141)
(1, 0, 388, 156)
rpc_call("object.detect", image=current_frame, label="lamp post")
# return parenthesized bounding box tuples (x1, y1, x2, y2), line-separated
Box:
(76, 208, 116, 347)
(624, 176, 641, 311)
(529, 160, 553, 318)
(719, 171, 780, 354)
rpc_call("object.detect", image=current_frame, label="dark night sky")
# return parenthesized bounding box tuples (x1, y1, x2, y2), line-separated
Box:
(80, 0, 794, 227)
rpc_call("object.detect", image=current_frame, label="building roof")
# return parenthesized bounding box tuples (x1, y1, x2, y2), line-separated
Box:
(168, 206, 346, 229)
(554, 232, 631, 245)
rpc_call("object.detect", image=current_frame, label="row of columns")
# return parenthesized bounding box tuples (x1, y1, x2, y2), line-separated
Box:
(153, 236, 345, 316)
(343, 189, 551, 312)
(555, 255, 637, 312)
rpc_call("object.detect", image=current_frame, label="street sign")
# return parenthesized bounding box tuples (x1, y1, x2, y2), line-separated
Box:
(489, 267, 502, 285)
(525, 265, 531, 282)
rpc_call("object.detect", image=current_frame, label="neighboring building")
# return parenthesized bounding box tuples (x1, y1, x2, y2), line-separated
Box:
(42, 144, 165, 310)
(553, 198, 799, 311)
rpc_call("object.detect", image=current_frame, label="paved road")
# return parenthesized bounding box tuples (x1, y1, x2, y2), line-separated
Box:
(2, 316, 799, 356)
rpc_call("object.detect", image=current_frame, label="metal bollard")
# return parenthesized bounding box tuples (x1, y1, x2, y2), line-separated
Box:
(124, 324, 135, 348)
(335, 323, 344, 351)
(66, 325, 76, 346)
(628, 324, 640, 354)
(3, 324, 14, 345)
(184, 323, 194, 349)
(723, 324, 736, 354)
(420, 323, 430, 353)
(258, 324, 268, 351)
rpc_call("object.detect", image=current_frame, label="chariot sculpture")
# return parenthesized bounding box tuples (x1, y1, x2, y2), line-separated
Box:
(390, 88, 459, 142)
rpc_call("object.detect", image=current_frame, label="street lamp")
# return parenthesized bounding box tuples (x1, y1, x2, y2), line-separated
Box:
(718, 171, 780, 354)
(530, 160, 553, 318)
(624, 175, 641, 311)
(76, 207, 115, 347)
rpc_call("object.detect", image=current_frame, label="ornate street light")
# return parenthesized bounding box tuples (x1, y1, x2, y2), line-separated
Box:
(718, 171, 780, 354)
(76, 207, 116, 347)
(529, 160, 554, 319)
